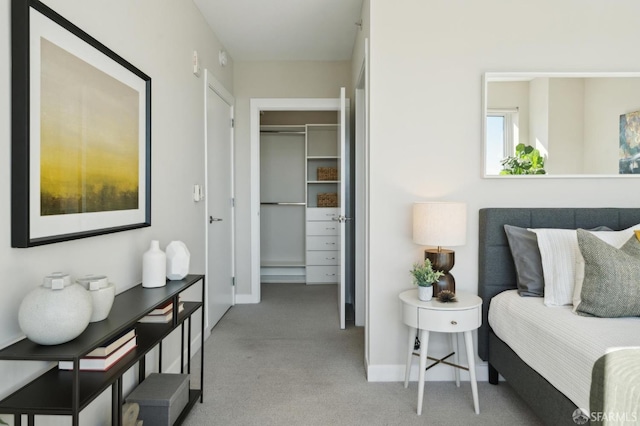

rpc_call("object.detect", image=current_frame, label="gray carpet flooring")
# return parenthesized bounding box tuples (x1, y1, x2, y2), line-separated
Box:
(183, 283, 543, 425)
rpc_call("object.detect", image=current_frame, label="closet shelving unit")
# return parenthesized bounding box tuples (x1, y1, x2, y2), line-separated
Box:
(305, 124, 340, 284)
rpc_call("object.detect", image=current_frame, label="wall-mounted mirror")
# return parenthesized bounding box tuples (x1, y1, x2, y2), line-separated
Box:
(483, 72, 640, 177)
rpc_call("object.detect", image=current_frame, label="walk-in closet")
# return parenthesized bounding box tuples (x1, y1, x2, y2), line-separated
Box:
(260, 111, 341, 285)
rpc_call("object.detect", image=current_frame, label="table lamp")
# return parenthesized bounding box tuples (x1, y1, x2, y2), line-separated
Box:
(412, 202, 467, 297)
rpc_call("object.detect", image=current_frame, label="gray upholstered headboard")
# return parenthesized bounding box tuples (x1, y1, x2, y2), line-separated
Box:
(477, 207, 640, 361)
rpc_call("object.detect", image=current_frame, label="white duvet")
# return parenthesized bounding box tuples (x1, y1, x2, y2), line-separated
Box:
(488, 290, 640, 411)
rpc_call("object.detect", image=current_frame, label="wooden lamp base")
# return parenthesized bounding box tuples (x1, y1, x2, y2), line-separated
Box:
(425, 248, 455, 297)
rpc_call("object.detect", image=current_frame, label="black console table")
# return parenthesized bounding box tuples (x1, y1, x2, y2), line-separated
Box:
(0, 274, 205, 426)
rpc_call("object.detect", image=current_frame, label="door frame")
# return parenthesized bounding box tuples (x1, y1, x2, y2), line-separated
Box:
(354, 38, 369, 329)
(246, 98, 347, 304)
(204, 69, 235, 335)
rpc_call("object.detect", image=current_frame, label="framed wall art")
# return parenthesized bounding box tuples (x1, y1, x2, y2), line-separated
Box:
(620, 110, 640, 174)
(11, 0, 152, 247)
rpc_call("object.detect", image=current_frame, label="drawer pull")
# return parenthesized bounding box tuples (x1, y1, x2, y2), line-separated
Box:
(326, 257, 336, 260)
(326, 242, 336, 245)
(326, 227, 336, 230)
(451, 320, 457, 325)
(326, 273, 336, 276)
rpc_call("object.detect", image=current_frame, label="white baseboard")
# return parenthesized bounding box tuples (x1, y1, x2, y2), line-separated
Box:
(165, 330, 203, 374)
(234, 293, 259, 304)
(367, 361, 489, 382)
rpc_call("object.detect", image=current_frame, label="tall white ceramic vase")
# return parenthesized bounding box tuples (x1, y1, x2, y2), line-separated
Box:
(143, 240, 166, 288)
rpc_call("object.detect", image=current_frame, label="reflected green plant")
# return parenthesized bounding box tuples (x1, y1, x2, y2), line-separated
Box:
(500, 143, 546, 175)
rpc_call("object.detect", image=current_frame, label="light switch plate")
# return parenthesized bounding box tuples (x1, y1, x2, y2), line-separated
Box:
(193, 184, 203, 202)
(193, 50, 201, 77)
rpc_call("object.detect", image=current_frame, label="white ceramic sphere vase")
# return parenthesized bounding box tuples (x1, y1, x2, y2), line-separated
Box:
(418, 286, 433, 302)
(77, 275, 116, 322)
(166, 241, 190, 280)
(18, 273, 93, 345)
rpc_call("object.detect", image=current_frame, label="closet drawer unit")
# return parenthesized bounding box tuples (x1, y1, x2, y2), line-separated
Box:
(306, 265, 339, 283)
(307, 236, 339, 251)
(307, 208, 340, 222)
(306, 221, 339, 236)
(306, 250, 339, 266)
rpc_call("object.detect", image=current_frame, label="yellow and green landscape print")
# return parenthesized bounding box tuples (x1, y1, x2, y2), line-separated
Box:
(40, 38, 139, 216)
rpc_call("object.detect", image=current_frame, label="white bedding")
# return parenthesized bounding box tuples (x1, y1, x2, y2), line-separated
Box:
(488, 290, 640, 411)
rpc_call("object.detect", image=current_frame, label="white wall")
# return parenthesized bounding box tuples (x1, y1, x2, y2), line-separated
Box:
(232, 61, 352, 297)
(367, 0, 640, 381)
(548, 78, 585, 174)
(583, 77, 640, 174)
(0, 0, 232, 423)
(529, 77, 550, 156)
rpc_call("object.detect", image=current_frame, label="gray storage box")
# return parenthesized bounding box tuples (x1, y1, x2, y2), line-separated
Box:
(126, 373, 189, 426)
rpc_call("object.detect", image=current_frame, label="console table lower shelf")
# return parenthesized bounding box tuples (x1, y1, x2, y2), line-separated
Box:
(0, 274, 205, 426)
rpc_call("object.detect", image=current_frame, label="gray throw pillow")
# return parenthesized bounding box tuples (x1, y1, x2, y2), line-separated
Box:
(504, 225, 544, 297)
(504, 225, 612, 297)
(576, 229, 640, 318)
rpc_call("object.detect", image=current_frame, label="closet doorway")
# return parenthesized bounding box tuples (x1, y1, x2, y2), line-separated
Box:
(250, 93, 350, 329)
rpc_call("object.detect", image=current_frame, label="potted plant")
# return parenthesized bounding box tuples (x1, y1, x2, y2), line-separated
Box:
(410, 259, 444, 301)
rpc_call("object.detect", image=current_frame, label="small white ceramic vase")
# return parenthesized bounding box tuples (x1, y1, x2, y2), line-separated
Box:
(166, 241, 190, 280)
(77, 275, 116, 322)
(418, 285, 433, 302)
(143, 240, 166, 288)
(18, 273, 93, 345)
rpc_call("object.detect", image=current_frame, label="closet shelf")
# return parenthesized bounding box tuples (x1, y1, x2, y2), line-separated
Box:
(260, 202, 306, 206)
(307, 181, 339, 184)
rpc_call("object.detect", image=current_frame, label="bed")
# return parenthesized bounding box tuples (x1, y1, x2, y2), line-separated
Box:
(478, 208, 640, 425)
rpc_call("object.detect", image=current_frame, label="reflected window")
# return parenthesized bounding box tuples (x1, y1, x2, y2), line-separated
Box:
(486, 108, 518, 175)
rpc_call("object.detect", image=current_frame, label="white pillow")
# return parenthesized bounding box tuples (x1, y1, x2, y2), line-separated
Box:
(572, 226, 639, 311)
(529, 228, 580, 306)
(530, 224, 640, 307)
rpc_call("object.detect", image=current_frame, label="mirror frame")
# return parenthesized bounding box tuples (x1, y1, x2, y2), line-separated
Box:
(482, 71, 640, 179)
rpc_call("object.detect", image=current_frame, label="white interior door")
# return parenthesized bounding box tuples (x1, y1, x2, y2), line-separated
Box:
(337, 87, 347, 330)
(206, 71, 234, 330)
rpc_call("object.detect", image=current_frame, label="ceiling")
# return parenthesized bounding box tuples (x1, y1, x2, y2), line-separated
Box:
(193, 0, 364, 62)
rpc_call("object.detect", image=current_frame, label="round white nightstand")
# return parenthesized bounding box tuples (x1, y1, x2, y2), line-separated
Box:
(399, 289, 482, 415)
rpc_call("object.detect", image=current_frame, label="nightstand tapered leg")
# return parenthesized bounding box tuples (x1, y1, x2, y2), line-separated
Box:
(404, 326, 416, 388)
(464, 330, 480, 414)
(451, 333, 460, 387)
(417, 329, 430, 415)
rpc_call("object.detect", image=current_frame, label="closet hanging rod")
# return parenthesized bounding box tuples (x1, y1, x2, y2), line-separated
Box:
(260, 202, 307, 206)
(260, 130, 306, 135)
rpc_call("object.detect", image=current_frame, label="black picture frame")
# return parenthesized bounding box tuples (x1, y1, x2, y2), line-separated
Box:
(11, 0, 152, 247)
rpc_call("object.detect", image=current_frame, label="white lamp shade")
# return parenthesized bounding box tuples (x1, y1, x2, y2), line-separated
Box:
(413, 202, 467, 247)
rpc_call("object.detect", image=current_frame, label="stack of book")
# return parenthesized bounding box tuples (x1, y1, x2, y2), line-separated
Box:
(137, 300, 184, 323)
(58, 329, 137, 371)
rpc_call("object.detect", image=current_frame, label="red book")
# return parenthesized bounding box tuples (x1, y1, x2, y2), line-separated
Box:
(58, 337, 137, 371)
(85, 329, 136, 358)
(138, 303, 184, 323)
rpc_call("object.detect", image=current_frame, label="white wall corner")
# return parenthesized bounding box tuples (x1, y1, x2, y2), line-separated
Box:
(234, 293, 260, 304)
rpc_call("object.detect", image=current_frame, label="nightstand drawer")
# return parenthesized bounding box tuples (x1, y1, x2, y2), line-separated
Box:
(418, 307, 480, 332)
(306, 236, 339, 250)
(306, 265, 339, 283)
(306, 250, 339, 265)
(307, 221, 339, 236)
